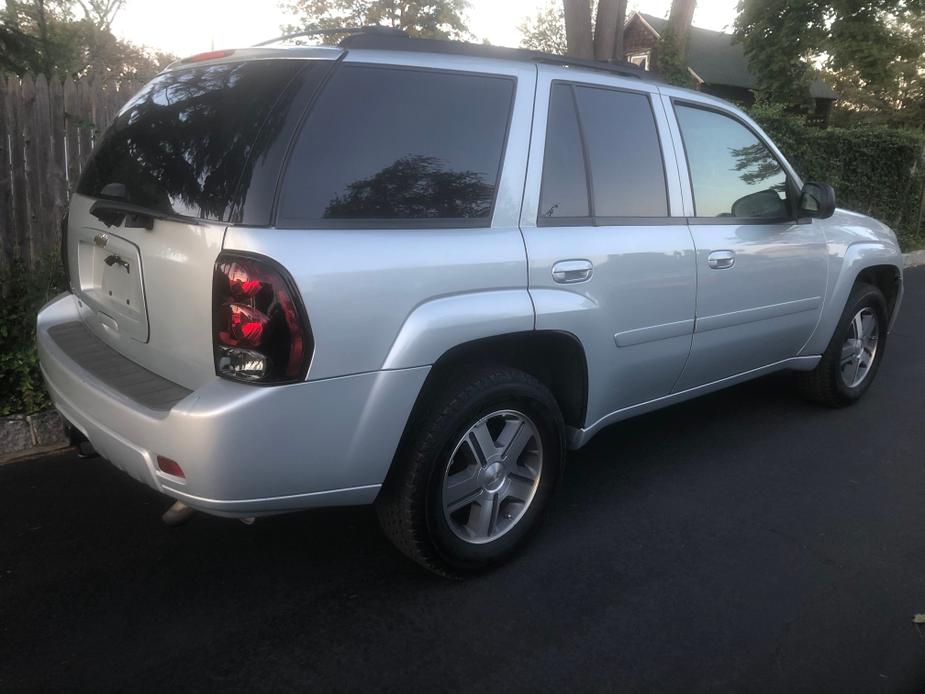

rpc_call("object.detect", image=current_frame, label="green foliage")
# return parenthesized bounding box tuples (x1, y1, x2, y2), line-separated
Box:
(735, 0, 925, 121)
(656, 27, 696, 87)
(280, 0, 472, 44)
(519, 0, 567, 54)
(751, 103, 925, 249)
(0, 256, 67, 415)
(0, 0, 174, 81)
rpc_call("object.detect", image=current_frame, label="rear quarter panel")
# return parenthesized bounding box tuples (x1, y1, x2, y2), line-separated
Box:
(224, 53, 538, 380)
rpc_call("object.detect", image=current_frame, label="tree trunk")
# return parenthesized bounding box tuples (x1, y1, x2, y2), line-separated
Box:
(667, 0, 697, 56)
(563, 0, 594, 59)
(593, 0, 628, 62)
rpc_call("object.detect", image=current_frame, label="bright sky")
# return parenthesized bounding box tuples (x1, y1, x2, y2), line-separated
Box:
(112, 0, 740, 58)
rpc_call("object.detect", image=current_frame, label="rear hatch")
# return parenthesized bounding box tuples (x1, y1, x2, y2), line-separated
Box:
(66, 56, 319, 390)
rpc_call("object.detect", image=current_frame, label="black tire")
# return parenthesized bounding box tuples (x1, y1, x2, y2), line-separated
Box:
(376, 365, 565, 577)
(797, 282, 889, 408)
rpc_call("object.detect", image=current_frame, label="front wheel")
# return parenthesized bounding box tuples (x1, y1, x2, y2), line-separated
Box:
(797, 282, 889, 407)
(376, 365, 565, 576)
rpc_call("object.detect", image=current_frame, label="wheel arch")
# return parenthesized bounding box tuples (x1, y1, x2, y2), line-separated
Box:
(401, 330, 589, 436)
(801, 244, 903, 356)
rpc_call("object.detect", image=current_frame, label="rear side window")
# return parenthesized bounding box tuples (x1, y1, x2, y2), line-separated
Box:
(539, 82, 668, 224)
(78, 60, 308, 221)
(674, 104, 789, 219)
(539, 84, 590, 220)
(277, 65, 515, 227)
(575, 86, 668, 218)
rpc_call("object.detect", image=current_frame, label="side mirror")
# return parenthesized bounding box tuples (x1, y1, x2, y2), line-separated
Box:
(799, 182, 836, 219)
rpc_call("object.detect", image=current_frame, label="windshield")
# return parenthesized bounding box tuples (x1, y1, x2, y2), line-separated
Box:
(77, 59, 307, 221)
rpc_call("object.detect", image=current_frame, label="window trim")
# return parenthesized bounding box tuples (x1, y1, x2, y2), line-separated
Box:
(671, 98, 798, 225)
(537, 80, 673, 228)
(272, 62, 518, 230)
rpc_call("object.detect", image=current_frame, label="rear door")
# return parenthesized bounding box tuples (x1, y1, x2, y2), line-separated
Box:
(665, 99, 828, 390)
(67, 57, 331, 389)
(520, 68, 696, 428)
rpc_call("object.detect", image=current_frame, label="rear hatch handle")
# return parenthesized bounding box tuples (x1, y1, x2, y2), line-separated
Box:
(90, 183, 201, 230)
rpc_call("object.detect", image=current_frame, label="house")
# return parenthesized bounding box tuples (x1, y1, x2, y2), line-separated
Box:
(623, 12, 837, 121)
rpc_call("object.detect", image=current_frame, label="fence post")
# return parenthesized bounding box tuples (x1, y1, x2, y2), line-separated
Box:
(0, 74, 10, 273)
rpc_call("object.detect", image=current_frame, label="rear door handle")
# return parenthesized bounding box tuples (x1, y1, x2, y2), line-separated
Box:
(552, 259, 593, 284)
(707, 250, 736, 270)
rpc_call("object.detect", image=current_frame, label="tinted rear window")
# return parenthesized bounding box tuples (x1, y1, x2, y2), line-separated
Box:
(277, 65, 515, 227)
(77, 60, 307, 221)
(539, 83, 590, 220)
(574, 86, 667, 218)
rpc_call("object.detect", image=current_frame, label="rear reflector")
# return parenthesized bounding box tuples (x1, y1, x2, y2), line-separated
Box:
(156, 456, 185, 478)
(180, 49, 235, 63)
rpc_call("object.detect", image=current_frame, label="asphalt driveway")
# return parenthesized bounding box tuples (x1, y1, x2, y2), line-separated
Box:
(2, 267, 925, 693)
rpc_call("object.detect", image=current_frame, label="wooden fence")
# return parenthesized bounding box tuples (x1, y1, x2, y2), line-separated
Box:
(0, 73, 140, 271)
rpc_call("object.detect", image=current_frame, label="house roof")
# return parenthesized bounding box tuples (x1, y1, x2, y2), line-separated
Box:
(631, 13, 837, 100)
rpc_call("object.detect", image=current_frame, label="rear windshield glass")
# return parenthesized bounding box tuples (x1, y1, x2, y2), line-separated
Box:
(77, 60, 306, 221)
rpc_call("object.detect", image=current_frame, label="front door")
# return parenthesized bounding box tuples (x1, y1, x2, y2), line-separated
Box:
(668, 102, 828, 390)
(520, 71, 697, 429)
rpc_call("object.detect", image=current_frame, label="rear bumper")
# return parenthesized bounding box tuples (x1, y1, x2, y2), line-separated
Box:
(37, 294, 429, 517)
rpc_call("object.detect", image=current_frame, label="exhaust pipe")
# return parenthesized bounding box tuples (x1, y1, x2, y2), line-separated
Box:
(64, 421, 98, 459)
(161, 500, 196, 527)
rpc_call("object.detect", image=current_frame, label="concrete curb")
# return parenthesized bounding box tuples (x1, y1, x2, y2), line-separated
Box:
(904, 250, 925, 269)
(0, 410, 69, 464)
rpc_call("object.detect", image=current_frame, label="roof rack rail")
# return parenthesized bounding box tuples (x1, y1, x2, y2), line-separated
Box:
(339, 31, 656, 81)
(253, 25, 406, 48)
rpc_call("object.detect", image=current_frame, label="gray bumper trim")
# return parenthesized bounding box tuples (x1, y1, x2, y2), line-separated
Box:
(47, 321, 192, 411)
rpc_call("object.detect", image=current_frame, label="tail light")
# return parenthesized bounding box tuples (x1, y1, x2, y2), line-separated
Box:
(212, 252, 312, 384)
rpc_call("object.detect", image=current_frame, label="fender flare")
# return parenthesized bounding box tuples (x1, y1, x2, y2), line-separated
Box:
(381, 289, 535, 371)
(800, 242, 903, 356)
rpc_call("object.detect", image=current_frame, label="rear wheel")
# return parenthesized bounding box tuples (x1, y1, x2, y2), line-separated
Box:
(376, 365, 565, 576)
(797, 283, 888, 407)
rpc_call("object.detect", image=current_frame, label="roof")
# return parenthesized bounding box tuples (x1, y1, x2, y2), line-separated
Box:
(340, 31, 653, 81)
(631, 13, 837, 100)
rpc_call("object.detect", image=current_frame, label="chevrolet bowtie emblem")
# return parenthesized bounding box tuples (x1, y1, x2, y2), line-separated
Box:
(93, 232, 109, 248)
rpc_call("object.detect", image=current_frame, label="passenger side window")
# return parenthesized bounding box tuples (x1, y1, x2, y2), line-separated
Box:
(574, 86, 668, 218)
(539, 84, 590, 220)
(538, 82, 668, 224)
(277, 65, 515, 227)
(674, 105, 790, 220)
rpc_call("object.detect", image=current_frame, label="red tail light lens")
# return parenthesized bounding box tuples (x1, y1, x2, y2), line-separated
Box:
(212, 252, 312, 384)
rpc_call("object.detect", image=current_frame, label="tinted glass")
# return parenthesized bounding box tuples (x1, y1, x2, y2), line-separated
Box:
(575, 86, 668, 217)
(278, 65, 514, 225)
(539, 84, 590, 220)
(675, 105, 789, 218)
(78, 60, 307, 221)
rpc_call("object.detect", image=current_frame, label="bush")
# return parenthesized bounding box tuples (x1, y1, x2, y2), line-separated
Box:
(750, 104, 925, 250)
(0, 256, 66, 415)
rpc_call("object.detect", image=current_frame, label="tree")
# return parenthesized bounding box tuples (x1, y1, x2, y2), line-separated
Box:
(734, 0, 925, 121)
(520, 0, 627, 60)
(519, 1, 567, 54)
(657, 0, 697, 86)
(280, 0, 471, 43)
(74, 0, 124, 30)
(0, 0, 173, 80)
(563, 0, 593, 58)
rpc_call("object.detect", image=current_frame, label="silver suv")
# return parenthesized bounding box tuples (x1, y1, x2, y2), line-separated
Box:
(37, 31, 904, 575)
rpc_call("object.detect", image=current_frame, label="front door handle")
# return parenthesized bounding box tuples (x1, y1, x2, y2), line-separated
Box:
(707, 250, 735, 270)
(552, 259, 593, 284)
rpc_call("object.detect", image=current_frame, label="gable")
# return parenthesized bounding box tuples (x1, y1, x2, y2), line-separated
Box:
(624, 13, 837, 100)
